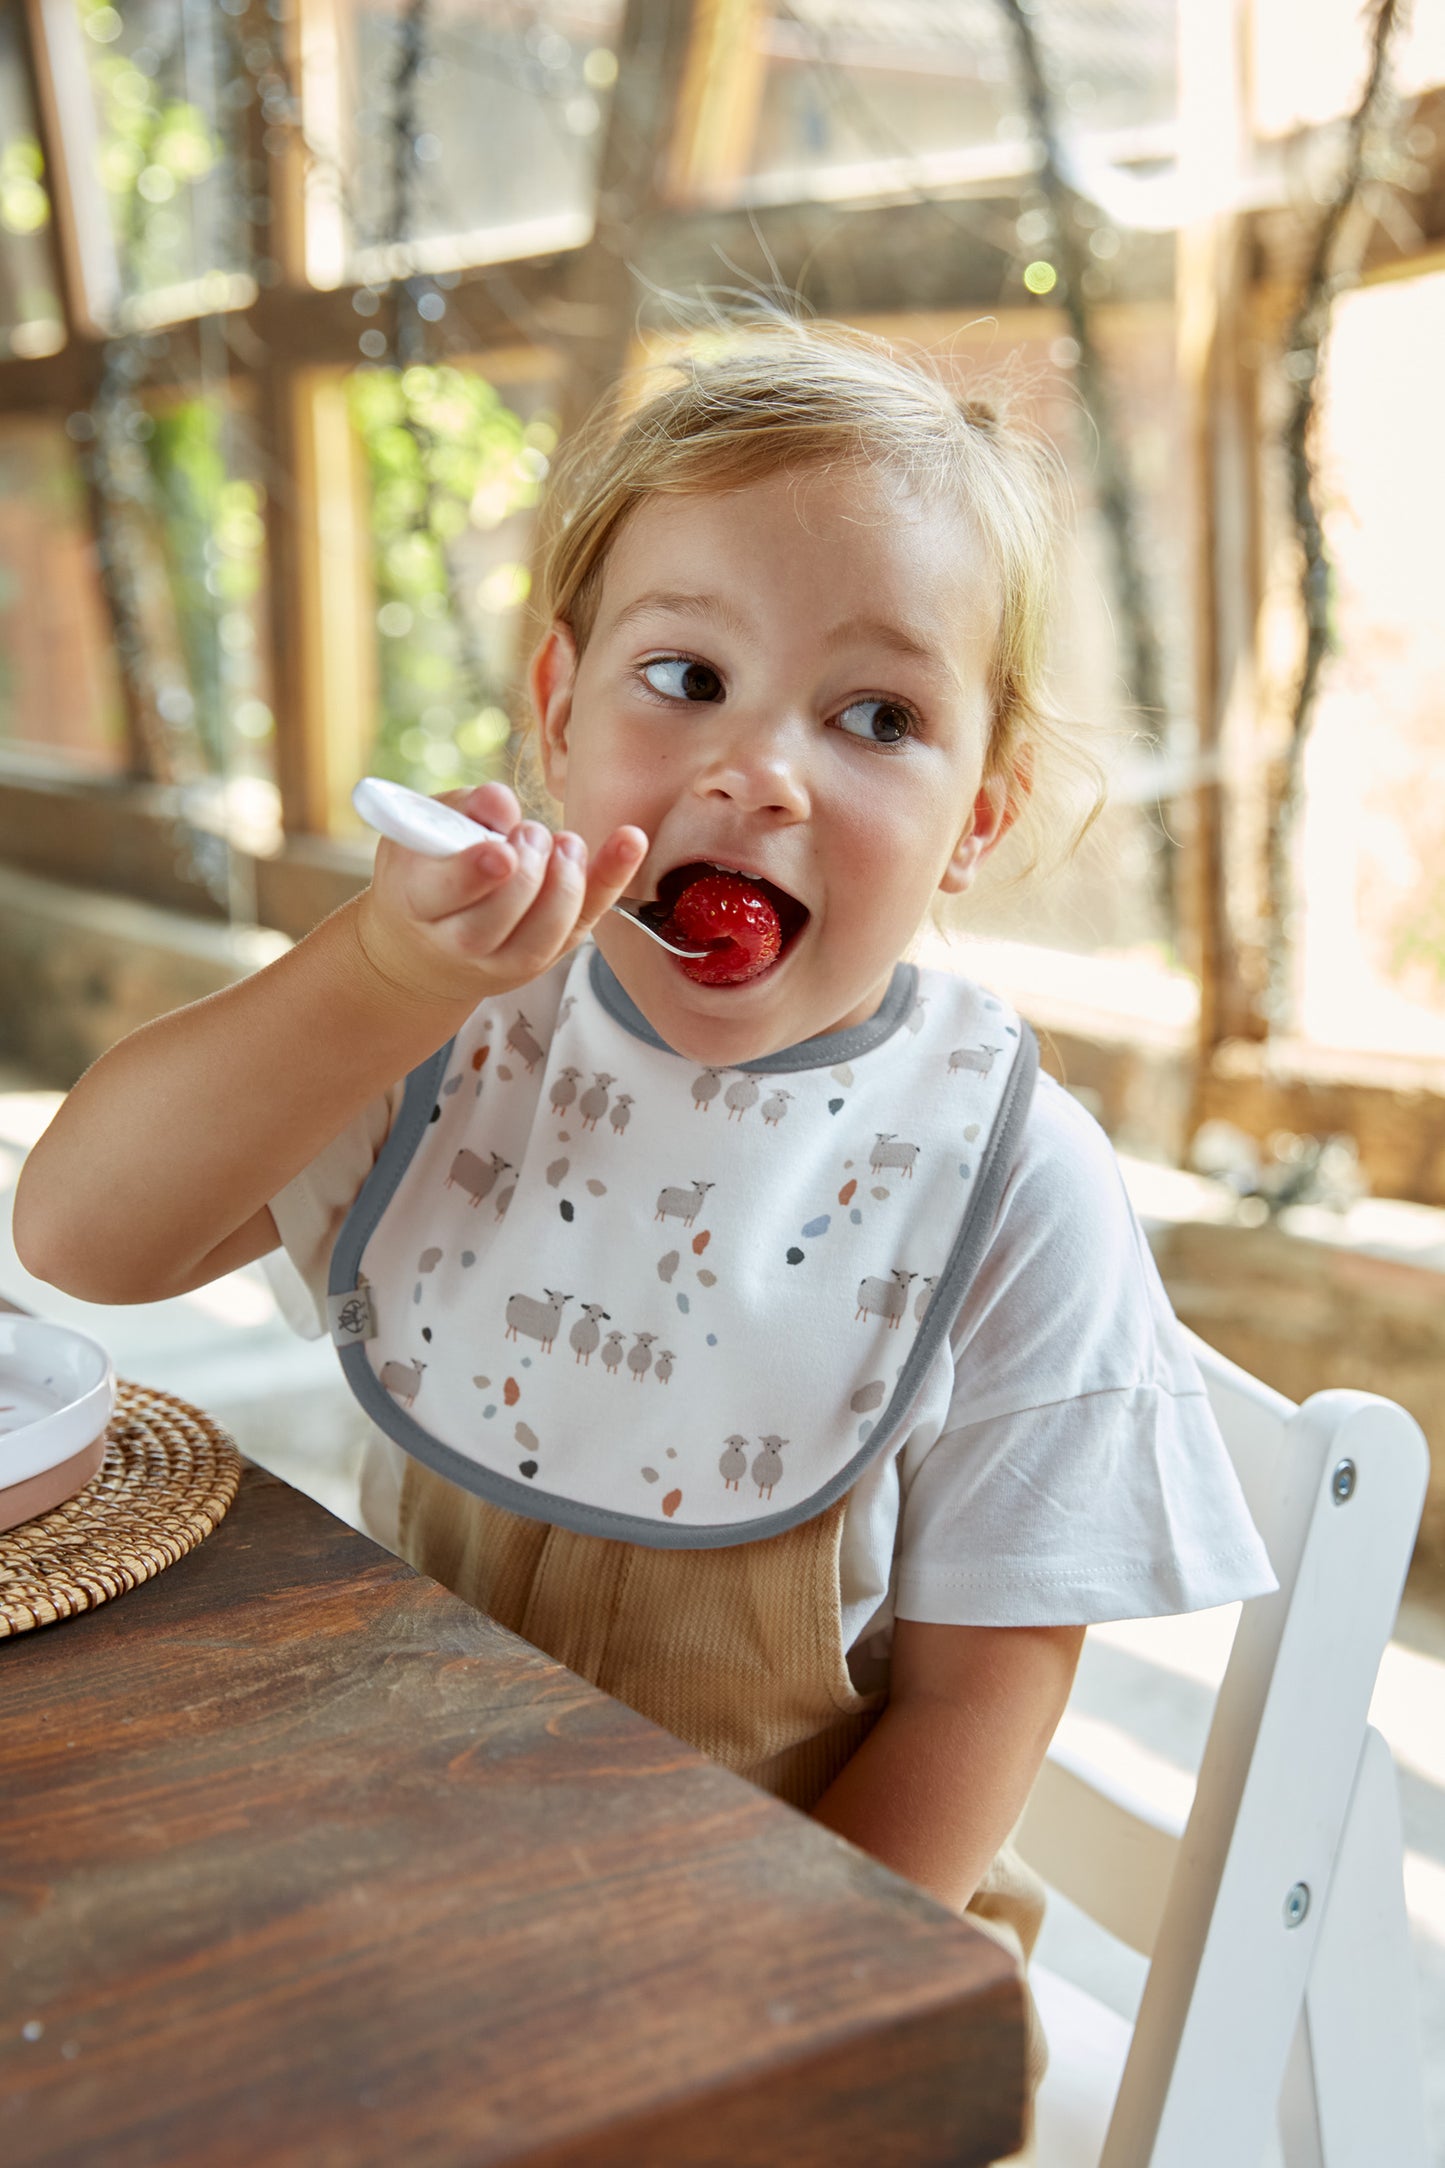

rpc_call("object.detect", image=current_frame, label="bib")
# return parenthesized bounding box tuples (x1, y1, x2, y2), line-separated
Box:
(329, 947, 1036, 1548)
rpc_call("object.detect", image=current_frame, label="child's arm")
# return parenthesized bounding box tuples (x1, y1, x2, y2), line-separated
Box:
(14, 784, 645, 1306)
(809, 1618, 1084, 1912)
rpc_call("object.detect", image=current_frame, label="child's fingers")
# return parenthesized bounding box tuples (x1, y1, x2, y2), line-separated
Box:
(572, 827, 650, 936)
(440, 780, 521, 838)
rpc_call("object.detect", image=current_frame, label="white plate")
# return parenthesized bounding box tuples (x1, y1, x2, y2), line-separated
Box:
(0, 1318, 116, 1489)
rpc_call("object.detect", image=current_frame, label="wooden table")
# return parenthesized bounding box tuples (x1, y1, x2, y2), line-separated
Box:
(1, 1464, 1025, 2167)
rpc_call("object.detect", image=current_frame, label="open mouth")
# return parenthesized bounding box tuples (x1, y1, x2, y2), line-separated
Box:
(648, 862, 810, 985)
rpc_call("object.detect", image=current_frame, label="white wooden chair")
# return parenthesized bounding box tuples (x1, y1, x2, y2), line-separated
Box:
(1016, 1329, 1431, 2168)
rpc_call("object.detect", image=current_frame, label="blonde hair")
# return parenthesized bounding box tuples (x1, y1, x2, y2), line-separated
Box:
(526, 309, 1105, 878)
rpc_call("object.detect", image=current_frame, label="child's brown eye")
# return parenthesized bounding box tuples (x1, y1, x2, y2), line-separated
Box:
(837, 699, 913, 744)
(643, 658, 724, 703)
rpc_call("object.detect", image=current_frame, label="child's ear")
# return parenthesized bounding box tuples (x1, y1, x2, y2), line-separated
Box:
(530, 621, 579, 797)
(939, 767, 1020, 896)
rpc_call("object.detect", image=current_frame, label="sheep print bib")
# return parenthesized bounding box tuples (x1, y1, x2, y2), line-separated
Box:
(327, 946, 1037, 1548)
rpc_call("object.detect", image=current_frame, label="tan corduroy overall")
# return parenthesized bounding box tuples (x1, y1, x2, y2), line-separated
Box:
(400, 1459, 1049, 2118)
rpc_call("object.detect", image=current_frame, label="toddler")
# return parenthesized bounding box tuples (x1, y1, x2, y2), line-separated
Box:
(15, 316, 1275, 2123)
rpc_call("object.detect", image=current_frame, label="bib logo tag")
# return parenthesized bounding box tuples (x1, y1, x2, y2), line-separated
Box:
(328, 1282, 376, 1346)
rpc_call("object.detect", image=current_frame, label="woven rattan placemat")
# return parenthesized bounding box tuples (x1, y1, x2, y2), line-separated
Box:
(0, 1379, 243, 1638)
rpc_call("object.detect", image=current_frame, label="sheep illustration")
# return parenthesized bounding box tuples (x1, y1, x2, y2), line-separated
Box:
(724, 1075, 760, 1122)
(948, 1045, 1002, 1078)
(504, 1288, 572, 1354)
(507, 1012, 544, 1071)
(627, 1332, 658, 1383)
(578, 1072, 615, 1130)
(653, 1349, 674, 1386)
(718, 1435, 748, 1490)
(655, 1179, 716, 1228)
(856, 1269, 916, 1328)
(570, 1303, 610, 1364)
(549, 1065, 583, 1116)
(600, 1330, 626, 1377)
(445, 1148, 511, 1207)
(609, 1093, 634, 1136)
(760, 1088, 794, 1126)
(914, 1274, 939, 1323)
(691, 1067, 724, 1112)
(870, 1133, 920, 1180)
(752, 1435, 787, 1500)
(380, 1358, 427, 1408)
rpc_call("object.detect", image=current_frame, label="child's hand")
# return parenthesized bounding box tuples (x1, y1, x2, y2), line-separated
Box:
(354, 781, 646, 1016)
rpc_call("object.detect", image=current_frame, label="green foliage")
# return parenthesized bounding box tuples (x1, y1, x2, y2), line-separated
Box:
(145, 400, 266, 772)
(348, 364, 552, 793)
(81, 0, 220, 297)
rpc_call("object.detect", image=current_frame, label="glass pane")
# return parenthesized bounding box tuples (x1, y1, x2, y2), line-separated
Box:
(878, 310, 1190, 986)
(306, 0, 625, 286)
(1289, 271, 1445, 1061)
(349, 356, 561, 801)
(1252, 0, 1445, 138)
(0, 422, 127, 773)
(0, 10, 63, 357)
(76, 0, 248, 321)
(691, 0, 1176, 205)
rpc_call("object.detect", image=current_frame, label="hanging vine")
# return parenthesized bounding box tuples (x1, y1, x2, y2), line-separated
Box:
(992, 0, 1174, 926)
(1265, 0, 1408, 1020)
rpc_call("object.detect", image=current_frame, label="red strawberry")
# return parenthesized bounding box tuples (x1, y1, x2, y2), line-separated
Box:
(667, 871, 783, 985)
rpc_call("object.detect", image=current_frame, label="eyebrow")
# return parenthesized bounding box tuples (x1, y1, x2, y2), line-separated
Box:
(605, 589, 962, 688)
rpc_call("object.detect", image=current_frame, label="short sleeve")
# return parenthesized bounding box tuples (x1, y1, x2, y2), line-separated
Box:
(893, 1076, 1278, 1628)
(260, 1086, 403, 1341)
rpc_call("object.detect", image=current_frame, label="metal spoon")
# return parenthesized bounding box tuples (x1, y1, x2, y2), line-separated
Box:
(351, 778, 713, 959)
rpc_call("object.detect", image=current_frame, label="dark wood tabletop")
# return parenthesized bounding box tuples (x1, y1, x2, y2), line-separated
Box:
(1, 1462, 1025, 2168)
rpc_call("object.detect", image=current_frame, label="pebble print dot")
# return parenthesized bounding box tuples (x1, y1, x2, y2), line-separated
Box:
(472, 1375, 490, 1388)
(641, 1466, 659, 1483)
(959, 1163, 972, 1180)
(504, 1378, 520, 1406)
(518, 1460, 538, 1479)
(838, 1179, 857, 1205)
(412, 1283, 422, 1304)
(560, 1199, 575, 1222)
(831, 1064, 854, 1086)
(801, 1213, 830, 1238)
(849, 1208, 863, 1225)
(442, 1074, 462, 1096)
(418, 1247, 443, 1272)
(858, 1419, 874, 1442)
(676, 1292, 690, 1313)
(658, 1250, 679, 1282)
(461, 1251, 476, 1268)
(707, 1333, 718, 1346)
(547, 1157, 569, 1186)
(428, 1106, 441, 1124)
(828, 1098, 844, 1114)
(421, 1326, 432, 1343)
(666, 1447, 677, 1458)
(870, 1186, 890, 1201)
(558, 1129, 571, 1142)
(521, 1356, 532, 1368)
(662, 1489, 682, 1518)
(785, 1246, 804, 1265)
(483, 1404, 497, 1419)
(692, 1230, 711, 1254)
(497, 1065, 513, 1081)
(964, 1123, 980, 1142)
(586, 1179, 606, 1196)
(697, 1268, 717, 1287)
(850, 1379, 886, 1413)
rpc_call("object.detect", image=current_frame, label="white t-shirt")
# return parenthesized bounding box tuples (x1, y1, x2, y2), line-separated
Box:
(265, 1042, 1276, 1672)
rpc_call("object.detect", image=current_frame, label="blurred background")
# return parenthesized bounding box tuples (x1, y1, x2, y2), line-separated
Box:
(0, 0, 1443, 2136)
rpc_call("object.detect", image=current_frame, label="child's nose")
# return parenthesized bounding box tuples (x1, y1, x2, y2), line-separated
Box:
(692, 714, 811, 820)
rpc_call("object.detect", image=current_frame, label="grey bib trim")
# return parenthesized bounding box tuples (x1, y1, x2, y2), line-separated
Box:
(330, 996, 1038, 1551)
(589, 948, 920, 1071)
